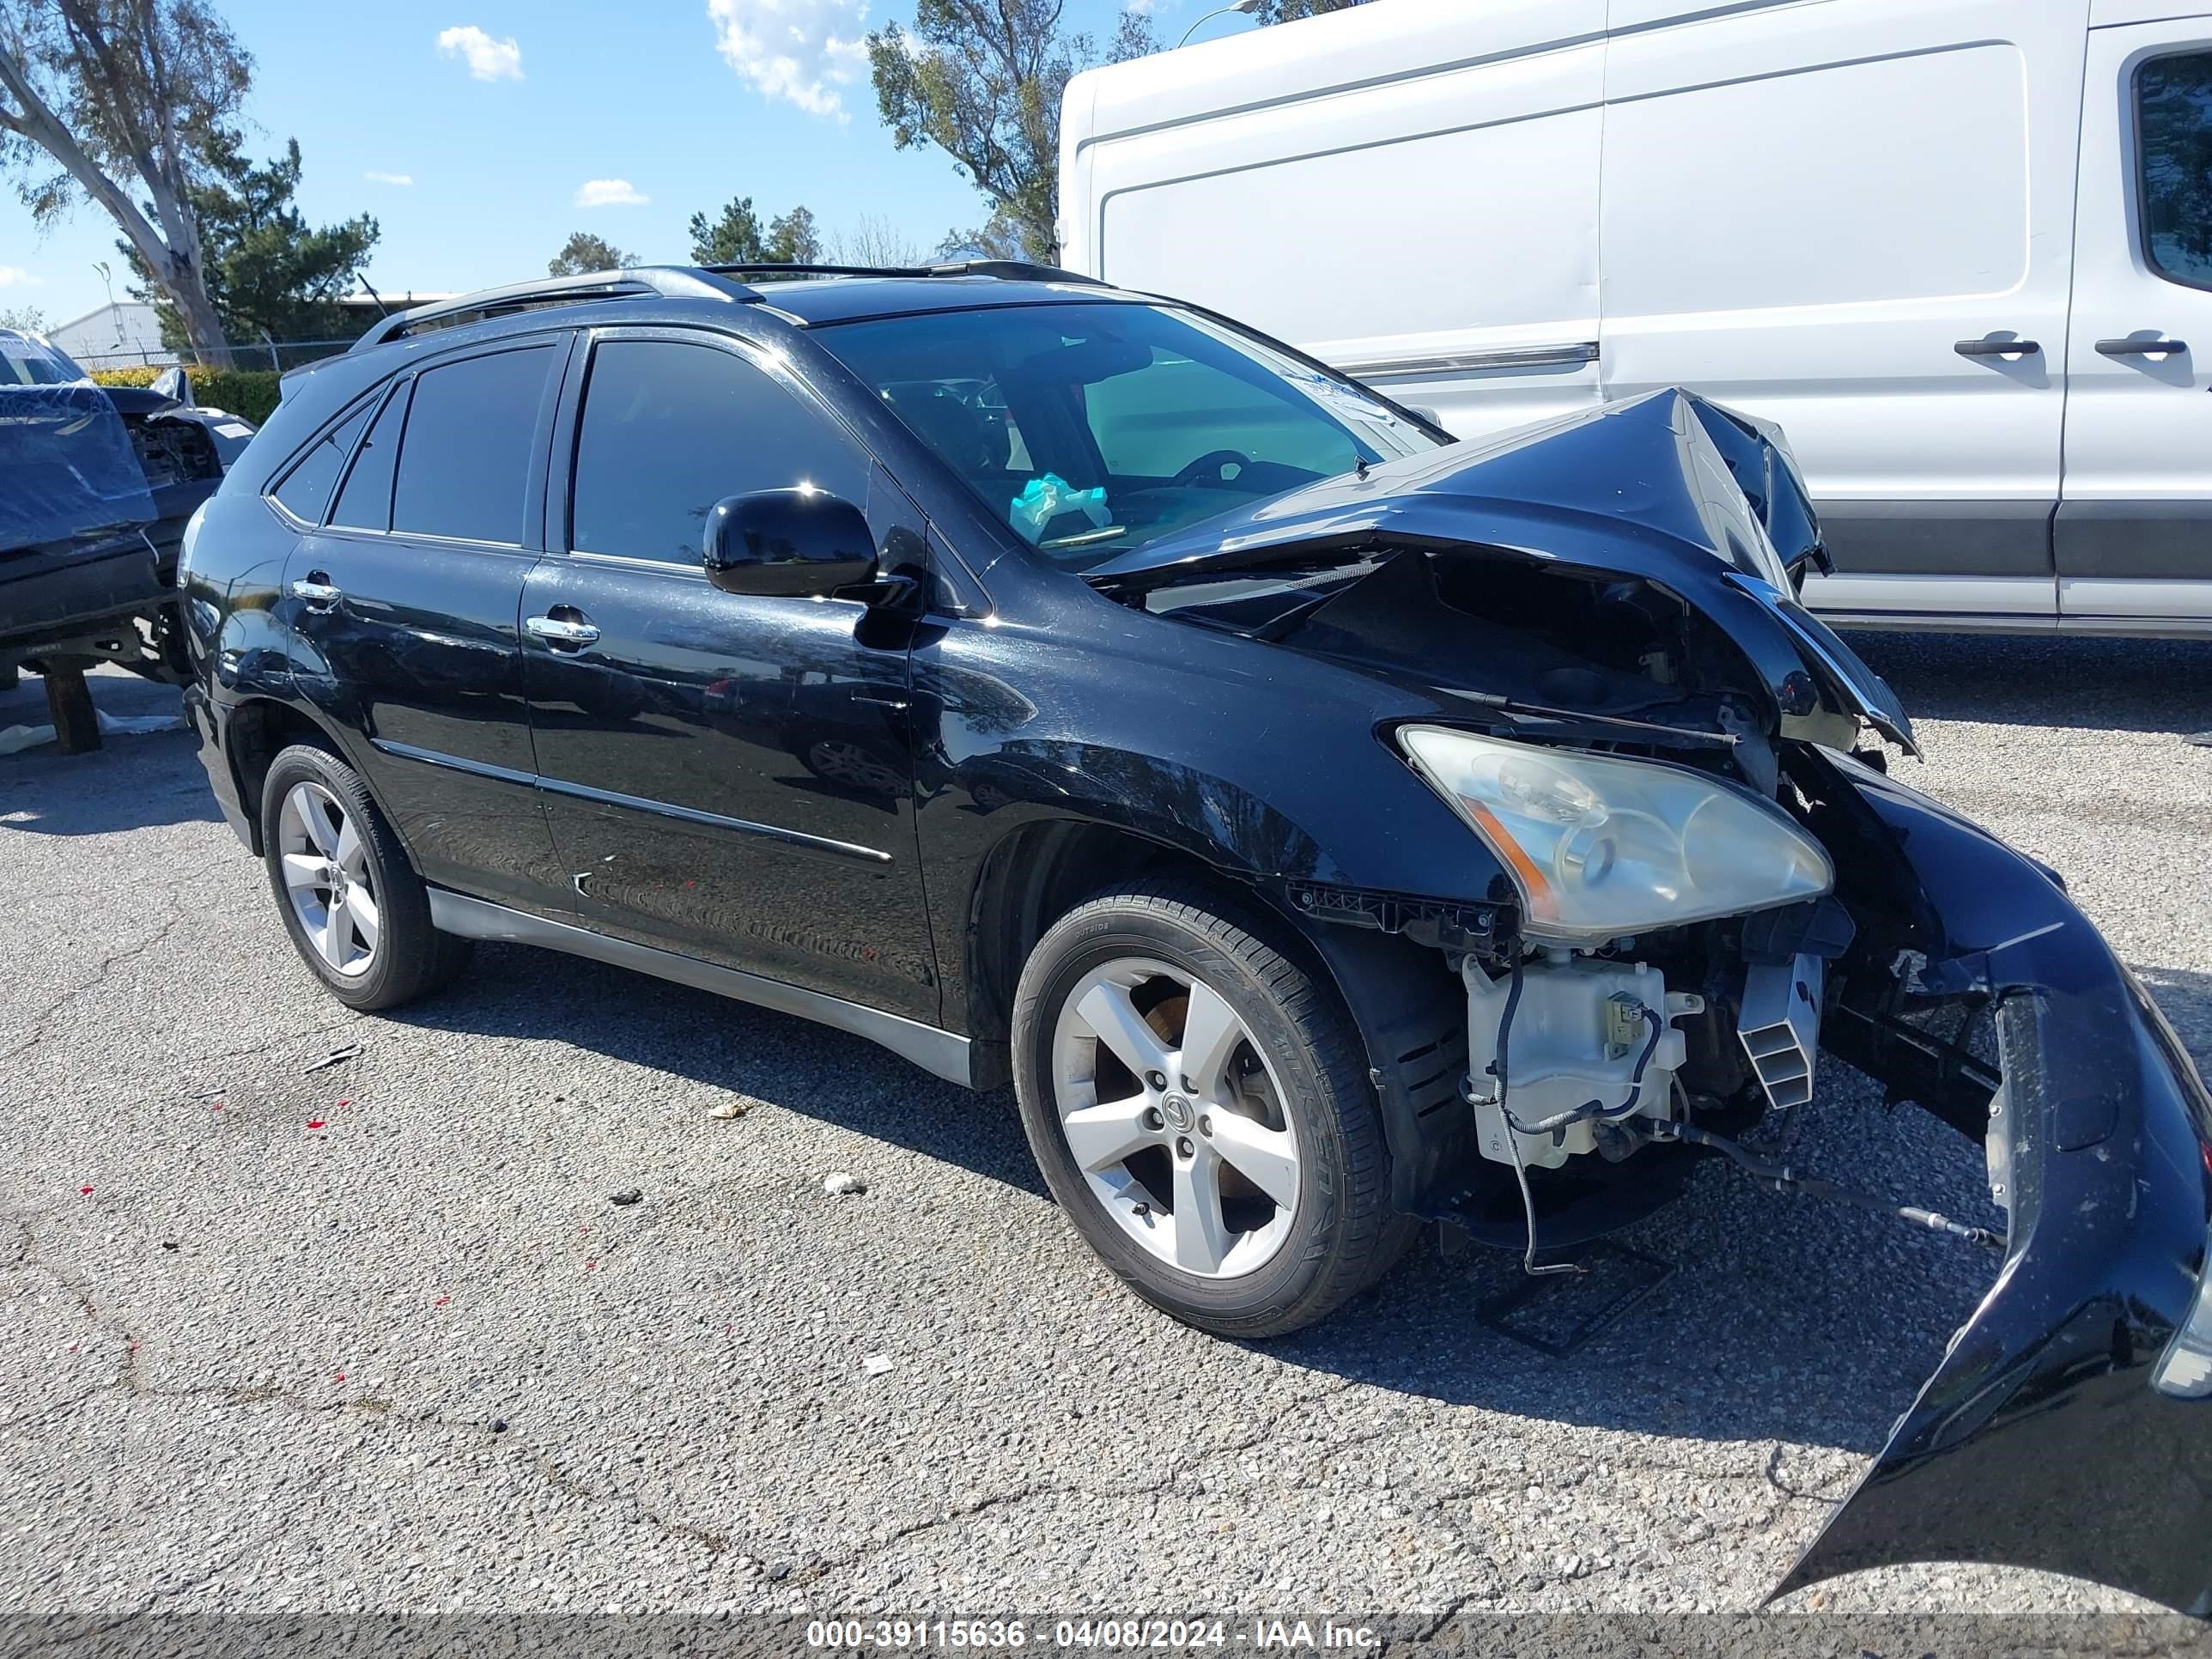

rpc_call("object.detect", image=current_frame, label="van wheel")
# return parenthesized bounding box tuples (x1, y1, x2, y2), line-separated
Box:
(259, 743, 471, 1012)
(1012, 879, 1413, 1338)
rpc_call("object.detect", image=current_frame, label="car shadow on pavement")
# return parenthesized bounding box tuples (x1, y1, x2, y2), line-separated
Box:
(387, 941, 1052, 1200)
(1261, 1062, 2005, 1458)
(0, 675, 222, 837)
(1846, 629, 2212, 737)
(395, 934, 2034, 1458)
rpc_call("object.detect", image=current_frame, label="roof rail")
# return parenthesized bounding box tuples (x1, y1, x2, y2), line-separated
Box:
(350, 266, 757, 353)
(701, 259, 1107, 288)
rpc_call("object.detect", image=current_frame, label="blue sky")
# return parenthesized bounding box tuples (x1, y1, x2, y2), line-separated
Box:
(0, 0, 1260, 332)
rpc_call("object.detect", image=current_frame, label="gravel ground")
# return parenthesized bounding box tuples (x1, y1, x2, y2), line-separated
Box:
(2, 640, 2208, 1632)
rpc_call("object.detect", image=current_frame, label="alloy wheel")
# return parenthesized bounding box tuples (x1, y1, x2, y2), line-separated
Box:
(1049, 957, 1302, 1278)
(276, 781, 380, 978)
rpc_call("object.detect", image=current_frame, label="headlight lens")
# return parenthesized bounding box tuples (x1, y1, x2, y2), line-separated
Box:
(1399, 726, 1833, 940)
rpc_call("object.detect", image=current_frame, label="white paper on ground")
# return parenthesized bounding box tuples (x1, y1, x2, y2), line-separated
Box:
(0, 708, 184, 755)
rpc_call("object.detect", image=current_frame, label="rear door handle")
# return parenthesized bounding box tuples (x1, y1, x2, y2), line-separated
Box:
(2096, 337, 2187, 356)
(1955, 337, 2040, 358)
(289, 573, 341, 609)
(526, 612, 601, 651)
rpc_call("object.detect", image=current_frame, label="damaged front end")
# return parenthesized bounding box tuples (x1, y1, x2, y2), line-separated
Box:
(1091, 390, 2212, 1613)
(1778, 748, 2212, 1616)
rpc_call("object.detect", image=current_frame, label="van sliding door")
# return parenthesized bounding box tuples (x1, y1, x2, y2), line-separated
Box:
(2057, 15, 2212, 626)
(1600, 0, 2086, 625)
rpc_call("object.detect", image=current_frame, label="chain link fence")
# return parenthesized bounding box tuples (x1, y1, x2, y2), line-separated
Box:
(67, 336, 362, 374)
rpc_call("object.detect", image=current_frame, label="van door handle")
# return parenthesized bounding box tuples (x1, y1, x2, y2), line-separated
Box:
(2096, 337, 2187, 356)
(1954, 337, 2040, 358)
(526, 611, 601, 652)
(289, 573, 341, 609)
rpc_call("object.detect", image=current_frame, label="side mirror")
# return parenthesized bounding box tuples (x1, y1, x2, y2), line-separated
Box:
(149, 365, 192, 406)
(702, 489, 877, 599)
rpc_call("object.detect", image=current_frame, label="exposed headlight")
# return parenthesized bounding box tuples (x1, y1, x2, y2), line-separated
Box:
(1399, 726, 1833, 941)
(2153, 1229, 2212, 1399)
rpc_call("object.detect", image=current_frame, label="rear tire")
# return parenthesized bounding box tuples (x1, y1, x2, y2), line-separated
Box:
(259, 742, 471, 1012)
(1012, 878, 1413, 1338)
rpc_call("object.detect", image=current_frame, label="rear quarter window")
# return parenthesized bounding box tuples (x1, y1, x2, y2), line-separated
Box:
(270, 404, 372, 524)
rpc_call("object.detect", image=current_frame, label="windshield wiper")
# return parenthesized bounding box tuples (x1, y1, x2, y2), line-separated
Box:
(1038, 525, 1127, 551)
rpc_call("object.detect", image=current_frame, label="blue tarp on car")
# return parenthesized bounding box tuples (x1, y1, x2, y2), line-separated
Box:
(0, 347, 157, 556)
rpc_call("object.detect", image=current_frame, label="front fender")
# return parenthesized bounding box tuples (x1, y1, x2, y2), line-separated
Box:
(1781, 756, 2212, 1614)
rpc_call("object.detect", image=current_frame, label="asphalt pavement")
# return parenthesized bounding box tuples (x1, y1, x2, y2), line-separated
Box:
(3, 640, 2209, 1632)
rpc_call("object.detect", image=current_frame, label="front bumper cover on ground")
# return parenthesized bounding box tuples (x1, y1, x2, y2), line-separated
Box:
(1779, 758, 2212, 1614)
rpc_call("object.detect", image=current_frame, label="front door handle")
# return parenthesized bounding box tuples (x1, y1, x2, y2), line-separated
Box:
(526, 612, 602, 652)
(1955, 337, 2040, 358)
(289, 573, 341, 609)
(2096, 337, 2188, 356)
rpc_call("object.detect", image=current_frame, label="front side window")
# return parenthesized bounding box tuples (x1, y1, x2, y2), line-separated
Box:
(568, 337, 867, 568)
(391, 345, 554, 544)
(2139, 51, 2212, 289)
(814, 301, 1439, 568)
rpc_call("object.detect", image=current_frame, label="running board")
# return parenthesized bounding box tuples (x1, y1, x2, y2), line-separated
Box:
(425, 889, 974, 1088)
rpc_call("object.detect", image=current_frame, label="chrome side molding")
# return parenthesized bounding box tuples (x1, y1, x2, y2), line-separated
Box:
(425, 889, 973, 1087)
(1334, 341, 1600, 380)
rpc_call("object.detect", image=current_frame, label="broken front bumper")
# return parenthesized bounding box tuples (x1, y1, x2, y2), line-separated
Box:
(1779, 757, 2212, 1615)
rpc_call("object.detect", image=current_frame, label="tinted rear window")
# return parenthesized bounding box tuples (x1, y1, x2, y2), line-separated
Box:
(272, 404, 371, 524)
(331, 383, 409, 532)
(392, 345, 554, 544)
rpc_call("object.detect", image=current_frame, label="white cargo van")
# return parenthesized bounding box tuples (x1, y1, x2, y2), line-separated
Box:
(1060, 0, 2212, 635)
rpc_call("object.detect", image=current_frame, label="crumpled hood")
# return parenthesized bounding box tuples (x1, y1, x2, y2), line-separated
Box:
(1091, 389, 1915, 754)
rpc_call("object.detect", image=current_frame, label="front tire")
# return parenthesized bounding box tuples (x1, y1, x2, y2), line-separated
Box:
(259, 742, 471, 1012)
(1012, 878, 1413, 1338)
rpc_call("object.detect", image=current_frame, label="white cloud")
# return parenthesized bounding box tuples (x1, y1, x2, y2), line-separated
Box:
(364, 170, 415, 185)
(707, 0, 869, 120)
(437, 25, 523, 81)
(0, 265, 39, 289)
(1127, 0, 1154, 13)
(574, 178, 650, 209)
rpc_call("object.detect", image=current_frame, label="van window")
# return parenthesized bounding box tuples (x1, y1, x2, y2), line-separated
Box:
(568, 338, 867, 568)
(272, 404, 370, 524)
(2138, 52, 2212, 290)
(1604, 46, 2028, 315)
(391, 346, 553, 545)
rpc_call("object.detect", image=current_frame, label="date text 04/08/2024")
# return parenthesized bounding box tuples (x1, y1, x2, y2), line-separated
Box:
(805, 1620, 1382, 1650)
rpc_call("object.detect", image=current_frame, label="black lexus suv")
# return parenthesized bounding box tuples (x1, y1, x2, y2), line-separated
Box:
(179, 262, 2212, 1613)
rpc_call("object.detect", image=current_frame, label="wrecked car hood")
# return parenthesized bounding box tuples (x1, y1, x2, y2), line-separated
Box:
(1088, 389, 1915, 754)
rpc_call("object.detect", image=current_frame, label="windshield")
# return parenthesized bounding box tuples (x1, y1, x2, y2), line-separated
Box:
(813, 301, 1441, 569)
(0, 332, 89, 387)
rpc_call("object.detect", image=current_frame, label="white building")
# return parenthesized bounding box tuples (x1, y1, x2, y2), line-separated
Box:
(45, 301, 177, 368)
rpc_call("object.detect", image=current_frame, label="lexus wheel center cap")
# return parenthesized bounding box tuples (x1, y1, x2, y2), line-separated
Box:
(1161, 1093, 1195, 1133)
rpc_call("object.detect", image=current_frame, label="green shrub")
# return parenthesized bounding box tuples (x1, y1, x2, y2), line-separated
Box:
(90, 366, 283, 427)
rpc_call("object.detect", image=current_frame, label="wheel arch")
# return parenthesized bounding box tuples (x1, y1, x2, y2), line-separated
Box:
(960, 813, 1471, 1216)
(222, 695, 359, 856)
